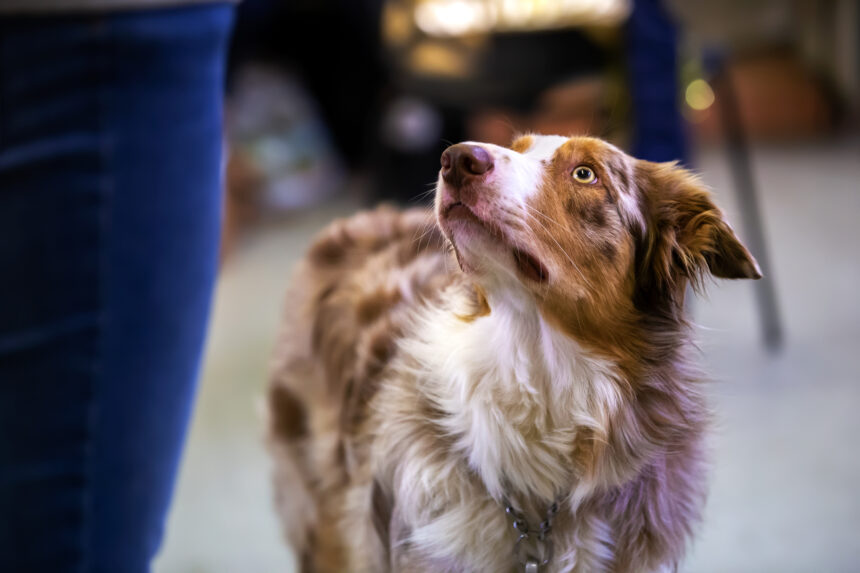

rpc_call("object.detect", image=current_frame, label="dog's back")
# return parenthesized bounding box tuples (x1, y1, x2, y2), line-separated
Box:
(267, 206, 451, 571)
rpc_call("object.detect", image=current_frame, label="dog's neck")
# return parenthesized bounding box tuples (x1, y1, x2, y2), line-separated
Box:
(406, 281, 625, 506)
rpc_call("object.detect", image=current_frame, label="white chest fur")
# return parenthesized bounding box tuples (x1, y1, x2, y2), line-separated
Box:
(375, 288, 625, 570)
(410, 289, 622, 500)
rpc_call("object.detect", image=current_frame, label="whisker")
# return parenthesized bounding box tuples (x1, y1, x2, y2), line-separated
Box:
(409, 186, 438, 203)
(520, 204, 593, 290)
(420, 224, 436, 250)
(410, 214, 438, 251)
(523, 203, 567, 231)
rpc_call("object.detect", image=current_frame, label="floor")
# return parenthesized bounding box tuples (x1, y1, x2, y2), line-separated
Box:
(153, 139, 860, 573)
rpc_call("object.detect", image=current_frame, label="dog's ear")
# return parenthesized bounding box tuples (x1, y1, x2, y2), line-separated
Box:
(635, 161, 761, 299)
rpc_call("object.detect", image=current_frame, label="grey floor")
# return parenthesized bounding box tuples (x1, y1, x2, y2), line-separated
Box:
(153, 139, 860, 573)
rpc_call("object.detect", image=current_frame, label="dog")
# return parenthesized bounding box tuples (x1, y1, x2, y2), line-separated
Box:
(267, 134, 761, 572)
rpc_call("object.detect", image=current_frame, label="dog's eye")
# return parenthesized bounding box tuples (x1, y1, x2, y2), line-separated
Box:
(572, 166, 597, 184)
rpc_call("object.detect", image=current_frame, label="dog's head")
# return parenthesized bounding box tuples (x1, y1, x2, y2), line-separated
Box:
(435, 134, 760, 333)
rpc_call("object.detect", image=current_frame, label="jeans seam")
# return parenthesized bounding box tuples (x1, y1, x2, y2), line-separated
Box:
(81, 15, 113, 573)
(0, 26, 5, 149)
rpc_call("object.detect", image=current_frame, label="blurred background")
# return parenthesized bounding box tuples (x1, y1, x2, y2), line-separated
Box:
(152, 0, 859, 571)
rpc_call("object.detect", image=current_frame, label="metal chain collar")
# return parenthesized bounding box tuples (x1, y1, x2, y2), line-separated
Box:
(502, 495, 563, 573)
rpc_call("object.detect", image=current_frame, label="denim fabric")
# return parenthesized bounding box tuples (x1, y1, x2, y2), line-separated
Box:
(0, 4, 234, 571)
(627, 0, 688, 165)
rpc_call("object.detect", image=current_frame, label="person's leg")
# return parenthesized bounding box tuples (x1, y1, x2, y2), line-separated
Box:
(626, 0, 688, 165)
(0, 4, 234, 571)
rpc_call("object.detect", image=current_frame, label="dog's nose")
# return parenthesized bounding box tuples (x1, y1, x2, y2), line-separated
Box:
(441, 144, 494, 187)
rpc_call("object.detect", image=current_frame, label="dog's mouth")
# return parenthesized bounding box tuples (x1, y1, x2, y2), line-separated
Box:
(443, 202, 550, 284)
(444, 202, 483, 227)
(512, 248, 549, 283)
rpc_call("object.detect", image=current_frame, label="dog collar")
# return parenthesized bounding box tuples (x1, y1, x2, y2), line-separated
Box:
(502, 494, 563, 572)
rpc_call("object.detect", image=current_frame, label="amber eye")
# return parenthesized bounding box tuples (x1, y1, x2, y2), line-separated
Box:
(572, 165, 596, 184)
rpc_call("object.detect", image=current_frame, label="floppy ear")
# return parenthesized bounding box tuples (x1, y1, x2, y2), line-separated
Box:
(636, 160, 761, 296)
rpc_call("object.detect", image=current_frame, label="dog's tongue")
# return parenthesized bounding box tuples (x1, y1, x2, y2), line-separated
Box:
(513, 248, 549, 283)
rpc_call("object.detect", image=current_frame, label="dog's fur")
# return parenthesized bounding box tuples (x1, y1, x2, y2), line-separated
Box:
(267, 135, 761, 572)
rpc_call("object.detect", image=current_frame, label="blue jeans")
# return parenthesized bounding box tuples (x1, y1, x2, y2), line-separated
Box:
(0, 5, 234, 571)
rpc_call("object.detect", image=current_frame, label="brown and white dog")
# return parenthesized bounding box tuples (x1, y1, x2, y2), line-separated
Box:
(267, 135, 761, 572)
